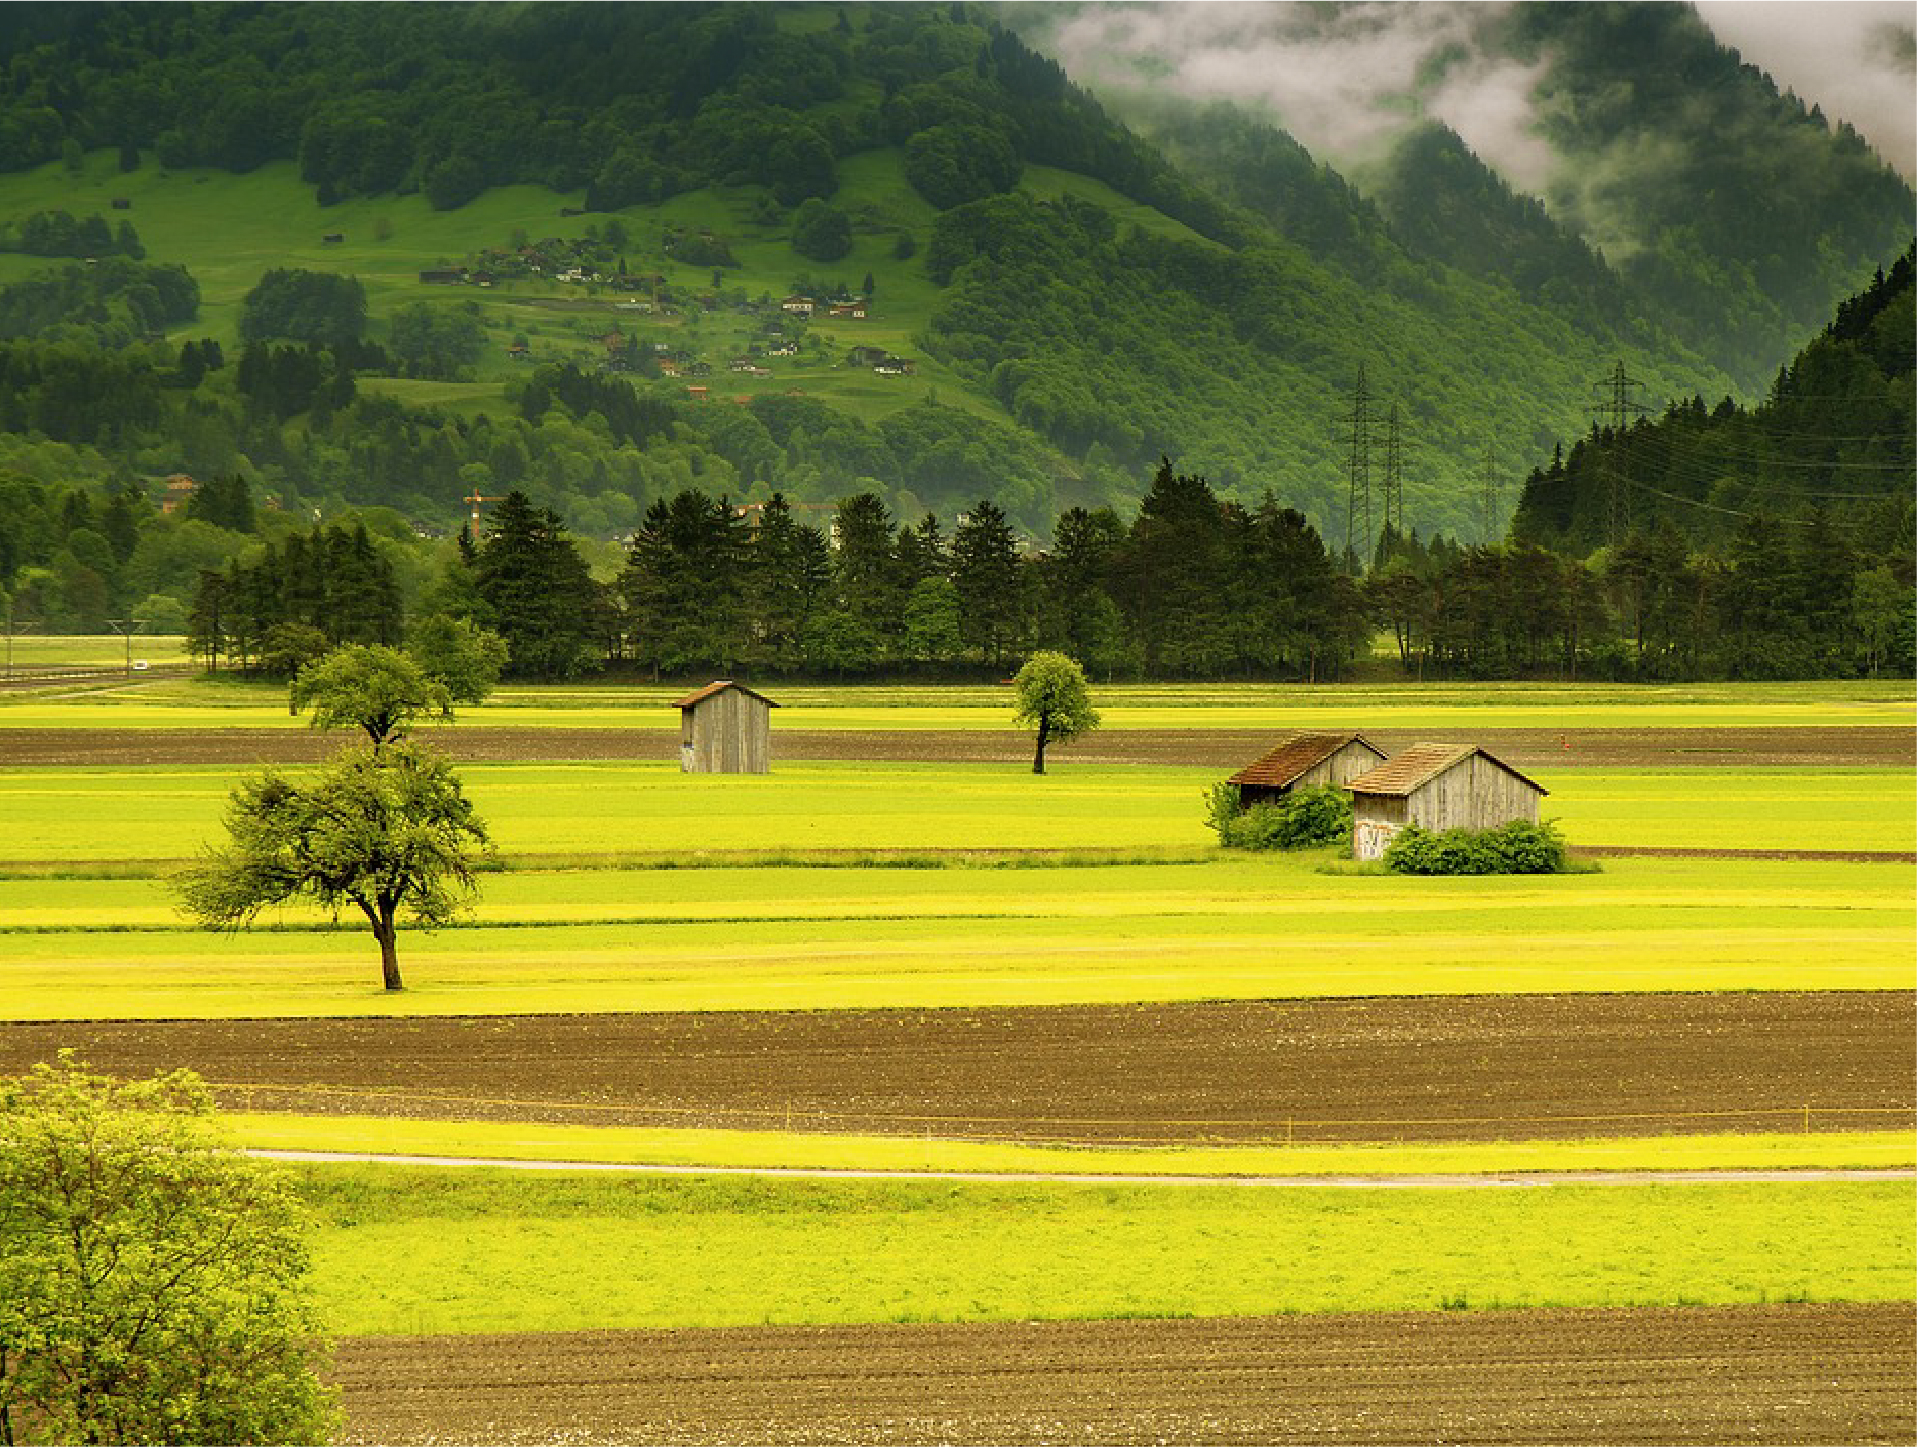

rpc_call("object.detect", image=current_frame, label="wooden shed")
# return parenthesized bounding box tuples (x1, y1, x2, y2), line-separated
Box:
(673, 680, 778, 774)
(1226, 732, 1388, 808)
(1344, 743, 1548, 861)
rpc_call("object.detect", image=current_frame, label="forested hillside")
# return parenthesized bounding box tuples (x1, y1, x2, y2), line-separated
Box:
(0, 0, 1909, 660)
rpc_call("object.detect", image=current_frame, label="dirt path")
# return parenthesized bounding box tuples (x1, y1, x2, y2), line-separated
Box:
(9, 993, 1909, 1143)
(251, 1147, 1917, 1187)
(329, 1304, 1917, 1446)
(2, 723, 1911, 768)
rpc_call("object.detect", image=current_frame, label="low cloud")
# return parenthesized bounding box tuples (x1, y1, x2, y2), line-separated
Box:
(1029, 0, 1915, 194)
(1694, 0, 1915, 180)
(1041, 2, 1545, 177)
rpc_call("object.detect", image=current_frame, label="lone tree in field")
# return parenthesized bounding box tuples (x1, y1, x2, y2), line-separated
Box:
(289, 642, 454, 747)
(1012, 650, 1100, 775)
(0, 1056, 338, 1446)
(176, 742, 490, 991)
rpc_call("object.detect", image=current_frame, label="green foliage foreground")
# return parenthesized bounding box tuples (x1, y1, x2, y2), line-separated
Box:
(1384, 820, 1573, 876)
(295, 1166, 1915, 1336)
(0, 1060, 336, 1446)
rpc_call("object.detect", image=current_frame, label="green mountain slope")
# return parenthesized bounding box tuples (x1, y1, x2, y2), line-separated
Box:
(0, 1, 1905, 549)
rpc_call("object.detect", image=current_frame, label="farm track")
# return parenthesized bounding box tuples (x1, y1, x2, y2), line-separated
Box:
(8, 992, 1909, 1143)
(329, 1303, 1917, 1446)
(2, 723, 1911, 769)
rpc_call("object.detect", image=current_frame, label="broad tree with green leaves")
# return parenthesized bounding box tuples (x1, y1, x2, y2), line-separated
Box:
(0, 1056, 338, 1446)
(176, 742, 490, 991)
(1012, 650, 1100, 775)
(289, 643, 453, 747)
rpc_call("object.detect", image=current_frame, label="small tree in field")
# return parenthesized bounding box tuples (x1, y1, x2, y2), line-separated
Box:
(176, 742, 490, 991)
(289, 642, 452, 747)
(0, 1056, 338, 1446)
(1012, 650, 1100, 774)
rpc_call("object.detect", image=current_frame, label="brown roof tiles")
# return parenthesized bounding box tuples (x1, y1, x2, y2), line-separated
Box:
(1345, 743, 1547, 797)
(1227, 732, 1385, 789)
(672, 680, 781, 710)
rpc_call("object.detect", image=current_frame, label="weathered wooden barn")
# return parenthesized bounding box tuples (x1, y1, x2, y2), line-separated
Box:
(1344, 743, 1548, 861)
(674, 680, 778, 774)
(1226, 732, 1388, 807)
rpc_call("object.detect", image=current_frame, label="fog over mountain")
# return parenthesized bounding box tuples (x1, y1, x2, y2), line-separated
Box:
(1017, 1, 1916, 189)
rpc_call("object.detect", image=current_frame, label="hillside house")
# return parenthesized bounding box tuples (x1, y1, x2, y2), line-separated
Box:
(827, 301, 868, 319)
(1226, 732, 1387, 808)
(1344, 743, 1548, 861)
(675, 680, 778, 773)
(158, 474, 197, 515)
(782, 295, 815, 316)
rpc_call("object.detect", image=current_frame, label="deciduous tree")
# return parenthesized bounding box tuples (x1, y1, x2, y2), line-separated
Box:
(289, 643, 453, 746)
(176, 742, 490, 990)
(0, 1056, 338, 1446)
(1011, 649, 1099, 774)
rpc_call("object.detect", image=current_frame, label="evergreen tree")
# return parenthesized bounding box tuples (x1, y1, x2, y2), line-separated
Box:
(474, 490, 600, 678)
(950, 499, 1026, 667)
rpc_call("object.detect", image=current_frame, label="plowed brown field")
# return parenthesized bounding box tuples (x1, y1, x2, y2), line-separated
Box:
(7, 992, 1909, 1142)
(3, 723, 1911, 768)
(329, 1303, 1917, 1446)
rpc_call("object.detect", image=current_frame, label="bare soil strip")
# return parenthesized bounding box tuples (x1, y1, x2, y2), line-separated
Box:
(8, 993, 1909, 1143)
(2, 724, 1910, 768)
(329, 1304, 1917, 1446)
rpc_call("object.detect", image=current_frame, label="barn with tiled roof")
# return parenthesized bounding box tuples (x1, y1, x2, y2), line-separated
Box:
(1225, 732, 1388, 807)
(1344, 743, 1547, 861)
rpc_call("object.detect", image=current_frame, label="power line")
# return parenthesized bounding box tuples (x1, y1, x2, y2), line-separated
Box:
(1591, 361, 1651, 545)
(1341, 364, 1372, 567)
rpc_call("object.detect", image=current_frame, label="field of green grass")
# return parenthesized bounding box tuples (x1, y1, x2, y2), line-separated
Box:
(0, 635, 190, 671)
(4, 674, 1912, 730)
(3, 853, 1906, 1019)
(2, 759, 1910, 862)
(0, 146, 1005, 423)
(229, 1114, 1916, 1177)
(293, 1166, 1915, 1335)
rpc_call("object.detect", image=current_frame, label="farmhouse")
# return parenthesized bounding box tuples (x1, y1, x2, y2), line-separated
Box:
(675, 680, 778, 774)
(1344, 743, 1548, 861)
(1226, 732, 1387, 808)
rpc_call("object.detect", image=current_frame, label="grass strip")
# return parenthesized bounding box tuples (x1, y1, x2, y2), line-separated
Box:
(224, 1112, 1917, 1177)
(290, 1165, 1916, 1335)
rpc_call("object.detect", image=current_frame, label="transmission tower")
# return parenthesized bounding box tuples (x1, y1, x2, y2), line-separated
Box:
(1591, 360, 1650, 545)
(1478, 445, 1503, 543)
(1342, 365, 1373, 568)
(1376, 402, 1406, 549)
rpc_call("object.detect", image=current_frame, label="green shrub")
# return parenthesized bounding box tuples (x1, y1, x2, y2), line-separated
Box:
(1383, 819, 1569, 875)
(1205, 784, 1352, 851)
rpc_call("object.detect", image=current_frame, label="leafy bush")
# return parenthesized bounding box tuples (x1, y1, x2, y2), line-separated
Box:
(1205, 783, 1352, 850)
(1383, 819, 1570, 875)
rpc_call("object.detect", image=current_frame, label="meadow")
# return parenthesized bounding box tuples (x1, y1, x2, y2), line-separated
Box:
(294, 1167, 1916, 1336)
(2, 760, 1913, 861)
(2, 853, 1907, 1020)
(4, 672, 1913, 731)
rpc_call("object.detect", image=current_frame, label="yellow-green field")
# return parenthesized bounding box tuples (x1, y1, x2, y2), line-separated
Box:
(295, 1167, 1915, 1335)
(2, 762, 1912, 861)
(231, 1114, 1916, 1177)
(3, 674, 1913, 730)
(2, 853, 1906, 1019)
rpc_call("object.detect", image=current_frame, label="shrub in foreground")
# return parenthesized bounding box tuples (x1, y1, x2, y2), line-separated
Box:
(1205, 783, 1353, 850)
(1382, 819, 1570, 875)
